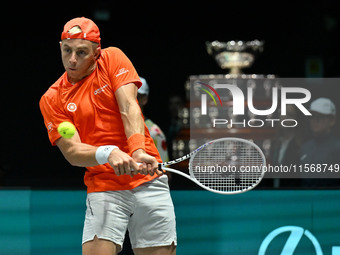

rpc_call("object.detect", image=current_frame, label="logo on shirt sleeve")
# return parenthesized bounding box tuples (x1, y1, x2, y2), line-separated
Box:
(115, 68, 129, 77)
(67, 102, 77, 112)
(47, 122, 53, 133)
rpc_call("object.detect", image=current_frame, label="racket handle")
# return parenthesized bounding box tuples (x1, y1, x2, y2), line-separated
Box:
(132, 162, 163, 171)
(132, 162, 142, 171)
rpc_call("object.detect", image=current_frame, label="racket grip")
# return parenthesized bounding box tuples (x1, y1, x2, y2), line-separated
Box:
(132, 162, 142, 171)
(132, 162, 164, 172)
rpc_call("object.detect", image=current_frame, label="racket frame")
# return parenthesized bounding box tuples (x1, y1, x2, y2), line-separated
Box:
(159, 137, 266, 194)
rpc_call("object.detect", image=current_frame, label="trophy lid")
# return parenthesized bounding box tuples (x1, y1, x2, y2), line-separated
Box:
(206, 40, 264, 75)
(206, 40, 264, 54)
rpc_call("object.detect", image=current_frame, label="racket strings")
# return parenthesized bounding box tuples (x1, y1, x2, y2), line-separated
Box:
(190, 140, 265, 192)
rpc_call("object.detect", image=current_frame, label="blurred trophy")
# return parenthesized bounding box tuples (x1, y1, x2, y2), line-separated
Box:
(206, 40, 264, 75)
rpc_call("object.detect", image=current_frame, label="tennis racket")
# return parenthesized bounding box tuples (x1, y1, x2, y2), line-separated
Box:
(159, 137, 266, 194)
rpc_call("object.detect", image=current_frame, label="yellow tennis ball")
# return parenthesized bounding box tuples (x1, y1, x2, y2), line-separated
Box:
(58, 122, 76, 139)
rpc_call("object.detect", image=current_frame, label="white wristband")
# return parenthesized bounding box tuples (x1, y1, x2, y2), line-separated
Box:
(95, 145, 118, 165)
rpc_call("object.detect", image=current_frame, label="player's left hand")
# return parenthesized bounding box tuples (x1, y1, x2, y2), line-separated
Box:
(132, 149, 163, 176)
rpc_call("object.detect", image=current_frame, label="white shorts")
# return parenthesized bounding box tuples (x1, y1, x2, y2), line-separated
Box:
(82, 175, 177, 250)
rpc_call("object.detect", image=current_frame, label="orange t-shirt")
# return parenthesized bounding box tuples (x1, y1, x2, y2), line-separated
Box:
(39, 47, 161, 193)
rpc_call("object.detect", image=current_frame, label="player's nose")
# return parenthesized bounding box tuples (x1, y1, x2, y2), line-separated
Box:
(69, 52, 77, 65)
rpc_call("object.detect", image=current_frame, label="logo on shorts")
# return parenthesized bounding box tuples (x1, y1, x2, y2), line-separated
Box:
(67, 102, 77, 112)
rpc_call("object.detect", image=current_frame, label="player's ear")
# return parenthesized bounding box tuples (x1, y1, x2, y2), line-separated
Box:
(94, 44, 101, 59)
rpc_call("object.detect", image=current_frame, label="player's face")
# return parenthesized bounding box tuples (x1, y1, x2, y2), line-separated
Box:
(60, 39, 99, 83)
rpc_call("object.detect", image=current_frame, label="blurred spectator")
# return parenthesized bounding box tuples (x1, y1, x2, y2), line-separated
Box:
(270, 105, 304, 188)
(299, 97, 340, 188)
(166, 95, 184, 159)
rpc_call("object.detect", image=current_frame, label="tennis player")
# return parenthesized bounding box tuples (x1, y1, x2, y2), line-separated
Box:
(39, 17, 176, 255)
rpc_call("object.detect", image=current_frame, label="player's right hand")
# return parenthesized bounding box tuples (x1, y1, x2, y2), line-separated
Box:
(108, 148, 139, 177)
(132, 149, 163, 176)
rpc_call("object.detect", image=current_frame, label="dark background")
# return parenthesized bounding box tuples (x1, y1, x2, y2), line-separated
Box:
(1, 1, 340, 189)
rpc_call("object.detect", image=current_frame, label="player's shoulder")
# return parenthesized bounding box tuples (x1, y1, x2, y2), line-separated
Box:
(101, 47, 125, 58)
(40, 75, 64, 101)
(99, 47, 130, 73)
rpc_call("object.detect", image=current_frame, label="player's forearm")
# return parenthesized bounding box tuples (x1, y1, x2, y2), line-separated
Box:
(120, 101, 145, 138)
(67, 144, 99, 167)
(56, 138, 99, 167)
(115, 83, 146, 155)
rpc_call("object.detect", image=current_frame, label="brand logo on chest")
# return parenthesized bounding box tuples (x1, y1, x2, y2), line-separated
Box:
(67, 102, 77, 112)
(94, 84, 109, 95)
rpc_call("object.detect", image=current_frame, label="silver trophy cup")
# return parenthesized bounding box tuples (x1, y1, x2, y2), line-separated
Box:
(206, 40, 264, 75)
